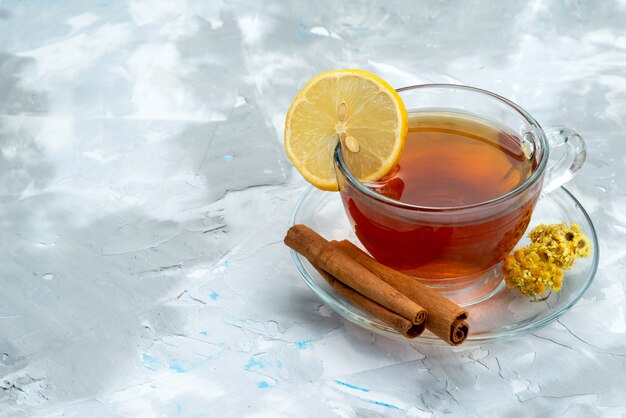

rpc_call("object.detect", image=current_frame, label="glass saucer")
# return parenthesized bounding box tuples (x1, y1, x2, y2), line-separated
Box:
(288, 186, 599, 345)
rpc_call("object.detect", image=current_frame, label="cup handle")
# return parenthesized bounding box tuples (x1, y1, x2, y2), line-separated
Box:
(540, 126, 586, 198)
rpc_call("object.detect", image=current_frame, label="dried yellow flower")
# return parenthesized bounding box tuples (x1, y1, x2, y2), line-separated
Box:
(503, 244, 564, 300)
(528, 223, 591, 267)
(502, 223, 591, 301)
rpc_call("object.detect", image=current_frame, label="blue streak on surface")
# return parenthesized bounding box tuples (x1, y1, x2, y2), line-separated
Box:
(297, 20, 309, 38)
(334, 380, 369, 392)
(294, 340, 312, 350)
(209, 290, 219, 301)
(257, 381, 271, 389)
(142, 353, 160, 371)
(169, 360, 189, 373)
(199, 331, 208, 336)
(244, 357, 264, 371)
(366, 400, 400, 410)
(223, 154, 234, 161)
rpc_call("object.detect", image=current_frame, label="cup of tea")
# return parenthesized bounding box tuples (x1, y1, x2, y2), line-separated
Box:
(333, 84, 585, 300)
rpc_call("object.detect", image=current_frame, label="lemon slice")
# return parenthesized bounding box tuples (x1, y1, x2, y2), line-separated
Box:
(284, 69, 408, 191)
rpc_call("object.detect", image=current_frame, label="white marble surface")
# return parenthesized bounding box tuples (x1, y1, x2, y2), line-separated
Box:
(0, 1, 625, 416)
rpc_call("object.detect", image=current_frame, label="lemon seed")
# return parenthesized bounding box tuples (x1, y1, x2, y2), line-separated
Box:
(345, 135, 360, 153)
(337, 101, 348, 121)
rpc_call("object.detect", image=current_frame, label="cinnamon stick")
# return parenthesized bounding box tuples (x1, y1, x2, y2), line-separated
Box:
(284, 225, 427, 326)
(313, 266, 425, 338)
(334, 240, 469, 346)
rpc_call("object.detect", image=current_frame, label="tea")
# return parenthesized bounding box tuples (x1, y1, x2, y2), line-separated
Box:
(374, 112, 534, 206)
(340, 111, 538, 279)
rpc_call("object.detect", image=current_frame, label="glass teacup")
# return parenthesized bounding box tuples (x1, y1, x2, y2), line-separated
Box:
(334, 84, 585, 301)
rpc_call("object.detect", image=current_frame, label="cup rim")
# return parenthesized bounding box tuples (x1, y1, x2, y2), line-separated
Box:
(333, 83, 549, 212)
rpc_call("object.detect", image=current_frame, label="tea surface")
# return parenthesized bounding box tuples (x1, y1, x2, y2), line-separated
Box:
(370, 112, 533, 206)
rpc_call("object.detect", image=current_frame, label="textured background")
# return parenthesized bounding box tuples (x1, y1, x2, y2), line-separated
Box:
(0, 1, 625, 416)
